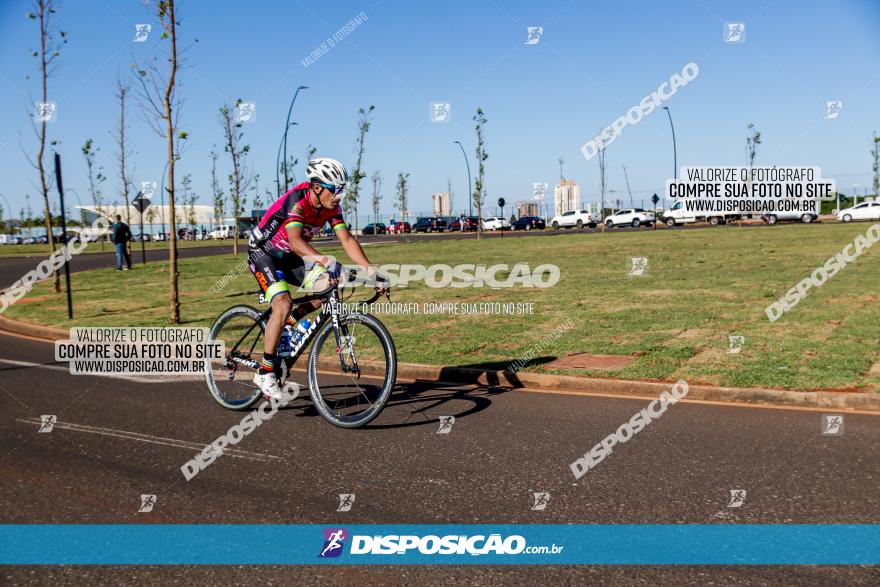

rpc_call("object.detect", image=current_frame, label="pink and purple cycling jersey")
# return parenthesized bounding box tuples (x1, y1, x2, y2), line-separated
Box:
(250, 182, 347, 255)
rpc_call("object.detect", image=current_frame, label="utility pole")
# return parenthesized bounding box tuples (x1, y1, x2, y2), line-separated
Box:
(558, 155, 565, 182)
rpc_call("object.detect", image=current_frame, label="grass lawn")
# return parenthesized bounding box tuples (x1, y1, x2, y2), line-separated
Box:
(6, 223, 880, 392)
(0, 239, 233, 258)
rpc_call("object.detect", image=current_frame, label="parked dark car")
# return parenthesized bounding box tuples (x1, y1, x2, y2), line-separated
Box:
(388, 221, 412, 234)
(449, 216, 479, 231)
(413, 217, 447, 233)
(511, 216, 546, 230)
(362, 223, 387, 235)
(134, 233, 152, 241)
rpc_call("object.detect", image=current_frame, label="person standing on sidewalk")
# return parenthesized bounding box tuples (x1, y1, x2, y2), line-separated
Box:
(111, 215, 132, 271)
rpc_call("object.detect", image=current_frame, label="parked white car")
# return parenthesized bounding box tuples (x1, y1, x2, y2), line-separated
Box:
(762, 210, 818, 224)
(482, 216, 511, 230)
(605, 208, 655, 228)
(549, 210, 595, 229)
(836, 201, 880, 223)
(661, 201, 743, 226)
(210, 225, 236, 239)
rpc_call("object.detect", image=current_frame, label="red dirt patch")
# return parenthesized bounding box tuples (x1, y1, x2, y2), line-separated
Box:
(544, 352, 635, 370)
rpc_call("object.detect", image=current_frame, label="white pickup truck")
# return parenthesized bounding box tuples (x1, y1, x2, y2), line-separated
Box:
(549, 210, 596, 229)
(661, 201, 744, 227)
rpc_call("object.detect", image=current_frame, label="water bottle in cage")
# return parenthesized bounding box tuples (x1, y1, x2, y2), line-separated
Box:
(291, 319, 312, 348)
(278, 324, 294, 355)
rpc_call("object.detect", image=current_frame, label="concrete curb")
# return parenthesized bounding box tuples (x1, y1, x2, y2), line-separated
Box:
(1, 314, 877, 412)
(389, 362, 880, 412)
(0, 314, 69, 341)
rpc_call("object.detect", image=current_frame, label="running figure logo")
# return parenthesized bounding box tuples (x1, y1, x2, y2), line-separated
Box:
(38, 415, 57, 433)
(138, 494, 157, 513)
(319, 528, 348, 558)
(525, 27, 543, 45)
(531, 492, 550, 511)
(236, 102, 256, 124)
(337, 494, 355, 512)
(133, 24, 151, 42)
(728, 335, 745, 354)
(628, 257, 649, 277)
(724, 22, 745, 43)
(37, 102, 56, 123)
(824, 101, 843, 120)
(437, 416, 455, 434)
(532, 182, 548, 201)
(141, 181, 158, 199)
(727, 489, 746, 508)
(430, 102, 451, 123)
(822, 414, 844, 435)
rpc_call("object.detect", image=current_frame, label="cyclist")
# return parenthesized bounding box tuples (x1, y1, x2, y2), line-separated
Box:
(247, 157, 387, 400)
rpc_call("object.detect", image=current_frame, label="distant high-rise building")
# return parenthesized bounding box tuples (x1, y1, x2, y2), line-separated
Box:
(432, 192, 451, 216)
(554, 179, 580, 216)
(516, 201, 540, 217)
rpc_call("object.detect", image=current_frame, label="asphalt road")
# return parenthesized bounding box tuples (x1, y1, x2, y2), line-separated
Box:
(0, 331, 877, 584)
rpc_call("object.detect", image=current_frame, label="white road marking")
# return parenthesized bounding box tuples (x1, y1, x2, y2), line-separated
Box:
(16, 418, 280, 461)
(0, 358, 203, 383)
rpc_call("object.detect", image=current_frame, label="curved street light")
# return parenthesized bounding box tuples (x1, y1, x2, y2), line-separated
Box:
(453, 140, 473, 217)
(662, 106, 678, 180)
(275, 121, 299, 196)
(277, 85, 308, 196)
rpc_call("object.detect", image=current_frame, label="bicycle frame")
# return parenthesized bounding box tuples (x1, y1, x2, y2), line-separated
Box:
(226, 286, 380, 375)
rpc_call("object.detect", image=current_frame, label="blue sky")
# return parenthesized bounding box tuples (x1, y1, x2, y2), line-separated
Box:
(1, 0, 879, 220)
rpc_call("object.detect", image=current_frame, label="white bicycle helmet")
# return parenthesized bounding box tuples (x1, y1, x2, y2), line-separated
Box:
(306, 157, 349, 186)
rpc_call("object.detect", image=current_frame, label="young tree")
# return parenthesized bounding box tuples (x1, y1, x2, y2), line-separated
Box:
(252, 172, 263, 211)
(81, 139, 106, 250)
(395, 172, 409, 223)
(371, 170, 382, 225)
(210, 148, 225, 227)
(472, 107, 488, 239)
(114, 78, 133, 225)
(746, 123, 761, 171)
(220, 99, 252, 256)
(447, 178, 454, 214)
(145, 205, 158, 229)
(26, 0, 67, 291)
(598, 141, 607, 231)
(871, 131, 879, 198)
(132, 0, 186, 323)
(181, 173, 196, 235)
(345, 105, 375, 232)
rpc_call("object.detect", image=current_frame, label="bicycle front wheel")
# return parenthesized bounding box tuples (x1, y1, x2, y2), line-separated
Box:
(205, 305, 265, 410)
(307, 313, 397, 428)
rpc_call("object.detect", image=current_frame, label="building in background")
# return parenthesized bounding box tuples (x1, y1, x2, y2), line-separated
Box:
(554, 179, 580, 216)
(432, 192, 451, 216)
(516, 201, 540, 217)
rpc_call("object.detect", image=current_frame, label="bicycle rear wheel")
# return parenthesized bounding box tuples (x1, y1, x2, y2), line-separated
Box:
(205, 305, 266, 410)
(307, 313, 396, 428)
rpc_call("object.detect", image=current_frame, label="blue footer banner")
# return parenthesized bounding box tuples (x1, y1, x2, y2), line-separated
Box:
(0, 525, 877, 565)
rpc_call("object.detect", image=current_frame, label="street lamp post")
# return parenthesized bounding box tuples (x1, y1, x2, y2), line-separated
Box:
(662, 106, 678, 180)
(0, 193, 13, 233)
(275, 121, 299, 196)
(453, 140, 473, 217)
(277, 85, 308, 196)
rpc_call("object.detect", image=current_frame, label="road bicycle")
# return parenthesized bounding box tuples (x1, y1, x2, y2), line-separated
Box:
(204, 281, 397, 428)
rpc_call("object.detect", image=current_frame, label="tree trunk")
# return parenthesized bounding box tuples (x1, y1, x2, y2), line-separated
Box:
(165, 0, 180, 324)
(37, 3, 59, 292)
